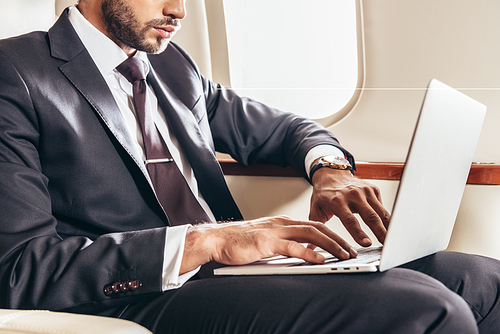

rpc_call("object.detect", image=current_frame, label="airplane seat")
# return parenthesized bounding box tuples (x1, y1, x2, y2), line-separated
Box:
(0, 309, 152, 334)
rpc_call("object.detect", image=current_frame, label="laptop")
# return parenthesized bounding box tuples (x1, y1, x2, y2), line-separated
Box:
(214, 79, 487, 276)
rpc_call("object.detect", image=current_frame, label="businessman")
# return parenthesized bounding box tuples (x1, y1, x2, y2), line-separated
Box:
(0, 0, 499, 333)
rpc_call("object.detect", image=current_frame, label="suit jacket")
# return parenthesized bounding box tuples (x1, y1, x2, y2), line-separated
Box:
(0, 10, 352, 313)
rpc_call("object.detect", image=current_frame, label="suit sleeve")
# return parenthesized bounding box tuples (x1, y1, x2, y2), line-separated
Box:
(202, 78, 355, 180)
(0, 49, 165, 313)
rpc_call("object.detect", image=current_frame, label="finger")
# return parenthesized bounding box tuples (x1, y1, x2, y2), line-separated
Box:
(353, 188, 391, 243)
(366, 196, 391, 230)
(332, 201, 372, 246)
(258, 216, 358, 258)
(372, 184, 384, 203)
(354, 204, 387, 244)
(272, 240, 328, 263)
(366, 186, 391, 229)
(272, 223, 357, 260)
(309, 222, 359, 258)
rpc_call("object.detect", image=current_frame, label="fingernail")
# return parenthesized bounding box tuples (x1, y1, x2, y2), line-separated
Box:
(350, 247, 358, 257)
(362, 238, 372, 245)
(315, 253, 325, 262)
(340, 249, 350, 259)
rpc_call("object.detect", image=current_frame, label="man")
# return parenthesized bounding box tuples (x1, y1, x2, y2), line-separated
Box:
(0, 0, 498, 333)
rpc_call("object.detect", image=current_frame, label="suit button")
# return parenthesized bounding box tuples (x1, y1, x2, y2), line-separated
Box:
(104, 285, 113, 296)
(129, 279, 142, 291)
(120, 281, 130, 292)
(112, 282, 121, 293)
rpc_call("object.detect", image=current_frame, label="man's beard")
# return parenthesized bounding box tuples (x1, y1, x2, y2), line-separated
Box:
(101, 0, 180, 54)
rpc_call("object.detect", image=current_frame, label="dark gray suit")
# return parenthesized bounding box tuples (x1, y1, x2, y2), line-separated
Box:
(1, 9, 499, 334)
(0, 9, 347, 312)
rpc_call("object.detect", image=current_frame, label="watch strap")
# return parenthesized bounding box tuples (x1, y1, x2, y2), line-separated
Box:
(309, 156, 352, 180)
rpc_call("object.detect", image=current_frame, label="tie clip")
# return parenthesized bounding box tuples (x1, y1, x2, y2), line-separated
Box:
(144, 158, 174, 165)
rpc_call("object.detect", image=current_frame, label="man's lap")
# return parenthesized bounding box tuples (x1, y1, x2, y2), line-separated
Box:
(117, 251, 500, 334)
(401, 250, 500, 332)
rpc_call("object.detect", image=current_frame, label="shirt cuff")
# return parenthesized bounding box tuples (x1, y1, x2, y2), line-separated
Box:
(304, 145, 345, 177)
(161, 224, 200, 291)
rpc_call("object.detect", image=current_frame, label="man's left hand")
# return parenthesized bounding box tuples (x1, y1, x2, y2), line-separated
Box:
(309, 167, 391, 247)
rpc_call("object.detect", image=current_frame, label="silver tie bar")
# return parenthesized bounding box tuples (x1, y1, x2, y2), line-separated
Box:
(144, 158, 174, 165)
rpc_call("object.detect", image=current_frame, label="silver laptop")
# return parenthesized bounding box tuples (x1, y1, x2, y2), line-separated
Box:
(214, 79, 486, 276)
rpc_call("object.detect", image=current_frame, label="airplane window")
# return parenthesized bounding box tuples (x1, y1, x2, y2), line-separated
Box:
(222, 0, 359, 121)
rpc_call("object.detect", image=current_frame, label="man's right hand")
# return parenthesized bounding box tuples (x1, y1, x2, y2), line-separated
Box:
(179, 216, 358, 275)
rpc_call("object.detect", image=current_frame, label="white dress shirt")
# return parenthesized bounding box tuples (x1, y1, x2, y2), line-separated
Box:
(67, 6, 344, 290)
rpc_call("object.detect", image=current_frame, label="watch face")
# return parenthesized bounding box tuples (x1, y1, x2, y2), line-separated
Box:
(331, 157, 346, 164)
(310, 155, 352, 179)
(321, 156, 351, 170)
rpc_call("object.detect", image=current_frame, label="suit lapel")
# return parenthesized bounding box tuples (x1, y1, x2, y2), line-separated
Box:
(49, 9, 241, 222)
(147, 69, 242, 221)
(48, 10, 153, 189)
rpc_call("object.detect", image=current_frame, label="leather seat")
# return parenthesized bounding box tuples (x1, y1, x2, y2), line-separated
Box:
(0, 309, 152, 333)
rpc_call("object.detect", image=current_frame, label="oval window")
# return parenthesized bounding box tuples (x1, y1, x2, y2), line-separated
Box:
(223, 0, 360, 121)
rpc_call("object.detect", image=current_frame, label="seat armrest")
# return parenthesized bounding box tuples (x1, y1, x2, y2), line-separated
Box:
(0, 309, 152, 333)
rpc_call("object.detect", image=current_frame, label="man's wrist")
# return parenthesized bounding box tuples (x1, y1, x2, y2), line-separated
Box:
(309, 155, 352, 180)
(304, 145, 345, 177)
(179, 224, 213, 275)
(162, 225, 196, 290)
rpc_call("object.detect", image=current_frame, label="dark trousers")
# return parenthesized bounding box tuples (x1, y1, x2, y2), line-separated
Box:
(117, 251, 500, 334)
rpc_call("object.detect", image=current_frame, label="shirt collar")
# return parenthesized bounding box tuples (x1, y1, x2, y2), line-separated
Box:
(68, 6, 150, 77)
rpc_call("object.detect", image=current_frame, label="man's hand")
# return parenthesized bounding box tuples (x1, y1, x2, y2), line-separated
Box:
(179, 216, 358, 275)
(309, 167, 391, 247)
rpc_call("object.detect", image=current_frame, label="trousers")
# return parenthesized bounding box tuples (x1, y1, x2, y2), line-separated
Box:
(116, 251, 500, 334)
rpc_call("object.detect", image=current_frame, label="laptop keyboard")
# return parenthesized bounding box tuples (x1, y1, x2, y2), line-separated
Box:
(295, 246, 382, 266)
(335, 246, 382, 264)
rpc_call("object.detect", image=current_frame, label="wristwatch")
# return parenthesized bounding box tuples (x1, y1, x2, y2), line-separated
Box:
(309, 155, 352, 179)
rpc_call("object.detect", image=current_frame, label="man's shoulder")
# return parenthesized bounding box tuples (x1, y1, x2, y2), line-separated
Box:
(0, 31, 49, 62)
(0, 31, 48, 48)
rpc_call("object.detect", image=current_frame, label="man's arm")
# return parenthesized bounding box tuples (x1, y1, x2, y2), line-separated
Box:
(201, 76, 389, 247)
(0, 41, 166, 312)
(201, 79, 351, 179)
(179, 216, 359, 275)
(164, 43, 388, 265)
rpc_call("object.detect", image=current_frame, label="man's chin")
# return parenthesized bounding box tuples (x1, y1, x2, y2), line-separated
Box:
(151, 42, 170, 55)
(142, 39, 170, 55)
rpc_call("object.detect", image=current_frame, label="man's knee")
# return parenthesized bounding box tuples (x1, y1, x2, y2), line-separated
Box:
(403, 251, 500, 331)
(370, 269, 478, 333)
(424, 289, 478, 334)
